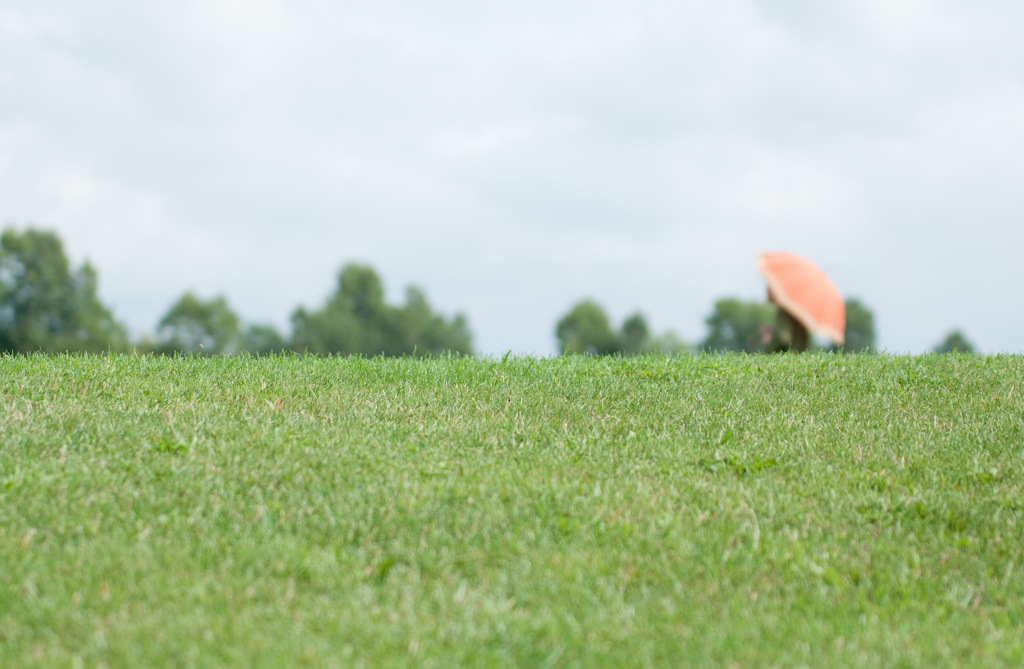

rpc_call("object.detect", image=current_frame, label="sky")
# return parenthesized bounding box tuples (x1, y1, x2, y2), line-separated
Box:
(1, 0, 1022, 355)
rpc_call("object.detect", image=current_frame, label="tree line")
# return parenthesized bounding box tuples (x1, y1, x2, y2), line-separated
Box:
(0, 227, 977, 356)
(0, 228, 471, 357)
(556, 296, 880, 355)
(555, 296, 976, 355)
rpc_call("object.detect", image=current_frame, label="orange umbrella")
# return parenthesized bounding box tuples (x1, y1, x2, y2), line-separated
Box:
(756, 252, 845, 346)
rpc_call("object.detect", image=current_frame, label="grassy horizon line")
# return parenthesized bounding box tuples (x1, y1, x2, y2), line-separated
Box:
(2, 353, 1022, 667)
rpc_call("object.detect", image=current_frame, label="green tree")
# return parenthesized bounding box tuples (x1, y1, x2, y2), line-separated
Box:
(556, 301, 693, 356)
(650, 331, 693, 355)
(241, 324, 287, 356)
(933, 330, 975, 354)
(555, 299, 621, 355)
(389, 286, 473, 356)
(701, 298, 775, 353)
(842, 298, 875, 353)
(0, 227, 127, 353)
(291, 264, 388, 355)
(620, 312, 651, 355)
(155, 293, 241, 355)
(619, 313, 692, 355)
(291, 263, 472, 356)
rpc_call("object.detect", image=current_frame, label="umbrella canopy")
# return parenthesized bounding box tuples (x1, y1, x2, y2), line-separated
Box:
(756, 252, 845, 346)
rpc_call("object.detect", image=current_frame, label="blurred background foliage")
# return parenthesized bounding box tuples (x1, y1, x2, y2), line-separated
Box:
(0, 226, 977, 357)
(0, 228, 128, 354)
(291, 263, 472, 357)
(933, 330, 975, 355)
(555, 299, 692, 356)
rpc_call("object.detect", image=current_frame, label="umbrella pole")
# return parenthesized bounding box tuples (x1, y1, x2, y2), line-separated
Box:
(792, 318, 808, 353)
(768, 307, 809, 353)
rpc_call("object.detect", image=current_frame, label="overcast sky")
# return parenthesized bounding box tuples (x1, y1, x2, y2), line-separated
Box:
(1, 0, 1022, 355)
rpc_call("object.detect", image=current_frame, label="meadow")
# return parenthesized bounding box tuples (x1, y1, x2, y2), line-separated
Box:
(1, 352, 1022, 668)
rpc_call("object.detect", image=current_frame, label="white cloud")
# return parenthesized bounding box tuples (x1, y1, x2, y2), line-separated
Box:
(170, 0, 306, 96)
(432, 125, 534, 157)
(910, 84, 1024, 179)
(856, 0, 962, 48)
(719, 150, 858, 225)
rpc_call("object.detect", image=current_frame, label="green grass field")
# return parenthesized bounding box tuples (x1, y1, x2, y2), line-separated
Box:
(2, 353, 1023, 667)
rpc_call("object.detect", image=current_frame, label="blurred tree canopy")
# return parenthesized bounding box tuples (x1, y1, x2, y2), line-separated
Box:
(0, 228, 128, 353)
(698, 296, 877, 354)
(620, 313, 652, 355)
(841, 298, 875, 353)
(700, 298, 775, 353)
(1, 227, 901, 360)
(933, 330, 975, 354)
(241, 324, 287, 356)
(152, 293, 286, 356)
(291, 263, 472, 356)
(155, 293, 242, 355)
(556, 299, 690, 355)
(556, 300, 620, 355)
